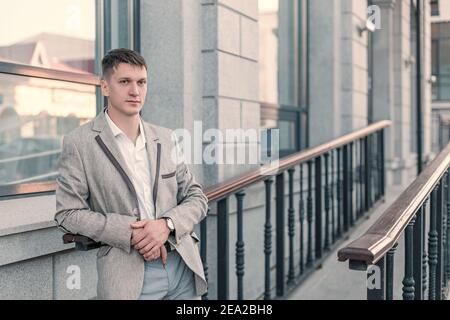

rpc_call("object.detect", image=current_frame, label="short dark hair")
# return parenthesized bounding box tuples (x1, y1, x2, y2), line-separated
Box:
(101, 48, 147, 79)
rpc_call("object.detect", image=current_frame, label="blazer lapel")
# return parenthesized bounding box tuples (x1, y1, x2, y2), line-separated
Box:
(142, 122, 161, 215)
(92, 111, 139, 212)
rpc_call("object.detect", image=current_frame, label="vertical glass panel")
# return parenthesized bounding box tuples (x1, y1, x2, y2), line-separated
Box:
(110, 0, 132, 50)
(278, 120, 296, 151)
(0, 0, 96, 74)
(432, 22, 450, 101)
(439, 38, 450, 75)
(259, 0, 299, 107)
(0, 73, 96, 187)
(259, 0, 279, 105)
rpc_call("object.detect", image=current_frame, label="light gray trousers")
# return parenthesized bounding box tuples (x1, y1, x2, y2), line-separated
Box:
(138, 250, 200, 300)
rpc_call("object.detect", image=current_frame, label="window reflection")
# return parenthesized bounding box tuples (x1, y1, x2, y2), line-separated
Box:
(432, 22, 450, 101)
(259, 0, 299, 107)
(0, 74, 96, 186)
(0, 0, 95, 74)
(259, 0, 279, 105)
(259, 0, 301, 154)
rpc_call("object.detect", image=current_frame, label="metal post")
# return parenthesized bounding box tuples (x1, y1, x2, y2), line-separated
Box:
(217, 198, 229, 300)
(276, 173, 285, 297)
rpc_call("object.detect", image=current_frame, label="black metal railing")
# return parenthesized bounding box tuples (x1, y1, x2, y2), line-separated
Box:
(202, 120, 391, 300)
(338, 142, 450, 300)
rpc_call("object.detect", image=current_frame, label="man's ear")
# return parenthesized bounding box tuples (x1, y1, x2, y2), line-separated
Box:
(100, 79, 109, 97)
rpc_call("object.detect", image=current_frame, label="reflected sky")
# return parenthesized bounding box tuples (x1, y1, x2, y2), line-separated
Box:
(0, 0, 95, 46)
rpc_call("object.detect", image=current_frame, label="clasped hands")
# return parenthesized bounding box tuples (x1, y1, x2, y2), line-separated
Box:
(131, 219, 171, 264)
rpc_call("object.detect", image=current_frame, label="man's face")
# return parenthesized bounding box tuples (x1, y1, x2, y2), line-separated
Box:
(101, 63, 147, 116)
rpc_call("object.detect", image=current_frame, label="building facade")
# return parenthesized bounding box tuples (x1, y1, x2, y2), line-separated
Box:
(0, 0, 433, 299)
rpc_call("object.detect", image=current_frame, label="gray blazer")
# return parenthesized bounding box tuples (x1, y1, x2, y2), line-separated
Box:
(54, 110, 208, 299)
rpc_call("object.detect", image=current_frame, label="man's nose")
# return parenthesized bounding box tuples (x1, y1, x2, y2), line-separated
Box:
(129, 83, 139, 96)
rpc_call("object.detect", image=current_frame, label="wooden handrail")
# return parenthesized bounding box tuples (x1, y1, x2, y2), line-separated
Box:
(205, 120, 391, 202)
(338, 141, 450, 266)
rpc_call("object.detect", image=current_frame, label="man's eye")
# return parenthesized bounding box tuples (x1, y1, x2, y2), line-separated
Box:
(120, 80, 128, 84)
(138, 81, 146, 85)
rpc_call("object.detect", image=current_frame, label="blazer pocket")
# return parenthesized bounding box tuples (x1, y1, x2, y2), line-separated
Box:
(161, 171, 176, 179)
(190, 231, 200, 243)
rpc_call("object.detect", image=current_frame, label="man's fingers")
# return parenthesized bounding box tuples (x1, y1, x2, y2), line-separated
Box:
(131, 230, 146, 246)
(161, 245, 168, 265)
(144, 247, 161, 261)
(134, 236, 153, 250)
(139, 241, 157, 255)
(144, 244, 162, 261)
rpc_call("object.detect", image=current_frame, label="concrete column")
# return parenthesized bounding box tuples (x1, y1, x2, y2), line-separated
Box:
(309, 0, 342, 147)
(140, 0, 204, 182)
(371, 0, 397, 186)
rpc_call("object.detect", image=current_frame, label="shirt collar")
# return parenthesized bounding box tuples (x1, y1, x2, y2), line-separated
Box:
(104, 109, 147, 146)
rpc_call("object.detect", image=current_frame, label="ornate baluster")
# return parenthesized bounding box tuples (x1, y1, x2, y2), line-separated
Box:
(337, 148, 342, 237)
(275, 173, 285, 297)
(201, 211, 209, 300)
(343, 145, 350, 232)
(359, 138, 364, 218)
(386, 243, 398, 300)
(299, 165, 305, 275)
(331, 150, 336, 244)
(349, 142, 354, 227)
(287, 168, 296, 285)
(364, 136, 370, 212)
(442, 174, 448, 299)
(264, 178, 273, 300)
(429, 185, 438, 300)
(422, 199, 428, 299)
(324, 153, 330, 250)
(315, 156, 323, 259)
(402, 217, 416, 300)
(437, 174, 445, 299)
(235, 191, 245, 300)
(217, 198, 229, 300)
(447, 171, 450, 295)
(306, 160, 314, 267)
(413, 205, 424, 300)
(377, 131, 383, 200)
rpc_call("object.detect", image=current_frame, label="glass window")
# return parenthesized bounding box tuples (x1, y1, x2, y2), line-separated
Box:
(0, 0, 96, 74)
(259, 0, 299, 107)
(259, 0, 306, 155)
(0, 0, 99, 197)
(432, 22, 450, 101)
(278, 120, 296, 151)
(0, 74, 96, 187)
(430, 0, 440, 16)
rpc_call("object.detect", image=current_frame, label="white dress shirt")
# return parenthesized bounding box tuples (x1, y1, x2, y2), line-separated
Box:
(105, 110, 155, 220)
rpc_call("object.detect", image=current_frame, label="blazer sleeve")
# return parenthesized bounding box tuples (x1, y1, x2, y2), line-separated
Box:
(161, 132, 208, 244)
(54, 136, 137, 253)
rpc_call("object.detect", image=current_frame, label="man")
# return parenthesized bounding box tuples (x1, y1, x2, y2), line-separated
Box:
(54, 48, 208, 300)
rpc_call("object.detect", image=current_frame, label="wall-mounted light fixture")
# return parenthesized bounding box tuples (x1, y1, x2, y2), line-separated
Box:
(358, 19, 376, 37)
(428, 75, 437, 84)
